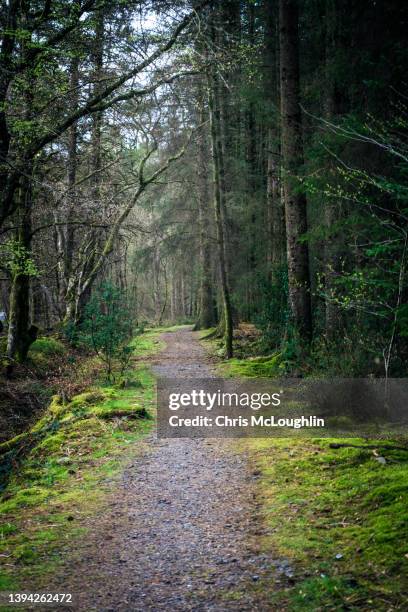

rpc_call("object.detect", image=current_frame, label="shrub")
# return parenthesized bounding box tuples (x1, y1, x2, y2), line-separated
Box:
(80, 283, 136, 380)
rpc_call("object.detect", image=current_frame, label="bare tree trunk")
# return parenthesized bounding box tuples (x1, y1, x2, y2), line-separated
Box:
(158, 262, 168, 326)
(6, 22, 38, 363)
(264, 0, 285, 275)
(246, 1, 258, 318)
(0, 1, 18, 224)
(56, 55, 79, 318)
(180, 271, 186, 319)
(324, 0, 341, 338)
(64, 12, 105, 326)
(196, 111, 216, 329)
(208, 63, 234, 358)
(65, 55, 80, 289)
(170, 262, 176, 321)
(267, 131, 285, 270)
(91, 11, 104, 212)
(279, 0, 312, 341)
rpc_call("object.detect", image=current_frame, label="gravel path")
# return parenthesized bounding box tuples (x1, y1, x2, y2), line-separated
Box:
(51, 328, 278, 611)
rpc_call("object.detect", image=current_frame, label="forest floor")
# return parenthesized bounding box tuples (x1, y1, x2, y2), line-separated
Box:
(40, 328, 279, 610)
(0, 328, 283, 611)
(1, 327, 407, 611)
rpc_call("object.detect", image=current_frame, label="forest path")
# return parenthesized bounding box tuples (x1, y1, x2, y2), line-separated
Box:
(51, 328, 276, 611)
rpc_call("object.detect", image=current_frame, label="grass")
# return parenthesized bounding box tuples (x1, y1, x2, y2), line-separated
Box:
(0, 328, 163, 593)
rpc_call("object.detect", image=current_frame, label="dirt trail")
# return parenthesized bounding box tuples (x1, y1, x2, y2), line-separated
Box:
(50, 328, 277, 611)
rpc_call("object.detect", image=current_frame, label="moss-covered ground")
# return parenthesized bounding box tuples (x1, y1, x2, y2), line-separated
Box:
(199, 329, 285, 377)
(2, 326, 407, 609)
(239, 438, 408, 611)
(200, 333, 408, 610)
(0, 328, 165, 595)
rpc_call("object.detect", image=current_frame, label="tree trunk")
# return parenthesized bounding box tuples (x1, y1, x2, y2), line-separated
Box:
(246, 1, 258, 318)
(7, 170, 37, 362)
(208, 63, 234, 358)
(63, 13, 105, 327)
(196, 112, 216, 329)
(0, 1, 18, 226)
(279, 0, 312, 341)
(56, 55, 79, 317)
(324, 0, 342, 339)
(264, 0, 285, 275)
(267, 129, 285, 271)
(6, 21, 38, 363)
(91, 11, 104, 212)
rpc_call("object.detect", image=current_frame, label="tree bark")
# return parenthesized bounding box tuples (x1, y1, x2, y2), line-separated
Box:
(324, 0, 342, 338)
(56, 55, 80, 318)
(279, 0, 312, 340)
(0, 0, 18, 221)
(64, 12, 105, 326)
(6, 14, 38, 363)
(7, 169, 37, 362)
(208, 64, 234, 358)
(196, 111, 216, 329)
(264, 0, 285, 275)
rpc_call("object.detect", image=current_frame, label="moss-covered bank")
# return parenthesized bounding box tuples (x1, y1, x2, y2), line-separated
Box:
(0, 328, 164, 593)
(240, 438, 408, 611)
(199, 332, 408, 610)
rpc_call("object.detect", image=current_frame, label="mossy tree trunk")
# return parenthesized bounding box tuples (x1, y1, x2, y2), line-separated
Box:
(6, 34, 38, 364)
(7, 170, 37, 362)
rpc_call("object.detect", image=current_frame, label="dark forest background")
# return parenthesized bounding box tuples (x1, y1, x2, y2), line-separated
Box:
(1, 4, 408, 608)
(0, 0, 407, 377)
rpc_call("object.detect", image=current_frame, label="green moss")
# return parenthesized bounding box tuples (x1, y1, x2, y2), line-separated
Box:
(244, 438, 408, 610)
(69, 390, 108, 408)
(198, 327, 217, 339)
(289, 576, 362, 611)
(31, 529, 58, 544)
(218, 352, 284, 377)
(0, 327, 164, 590)
(130, 328, 166, 355)
(47, 395, 65, 416)
(14, 544, 38, 564)
(0, 487, 50, 514)
(0, 432, 28, 454)
(0, 572, 18, 590)
(0, 522, 18, 537)
(26, 336, 66, 370)
(28, 337, 65, 357)
(33, 432, 67, 454)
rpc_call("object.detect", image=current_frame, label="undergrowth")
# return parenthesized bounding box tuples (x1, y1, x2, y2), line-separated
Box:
(0, 328, 163, 593)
